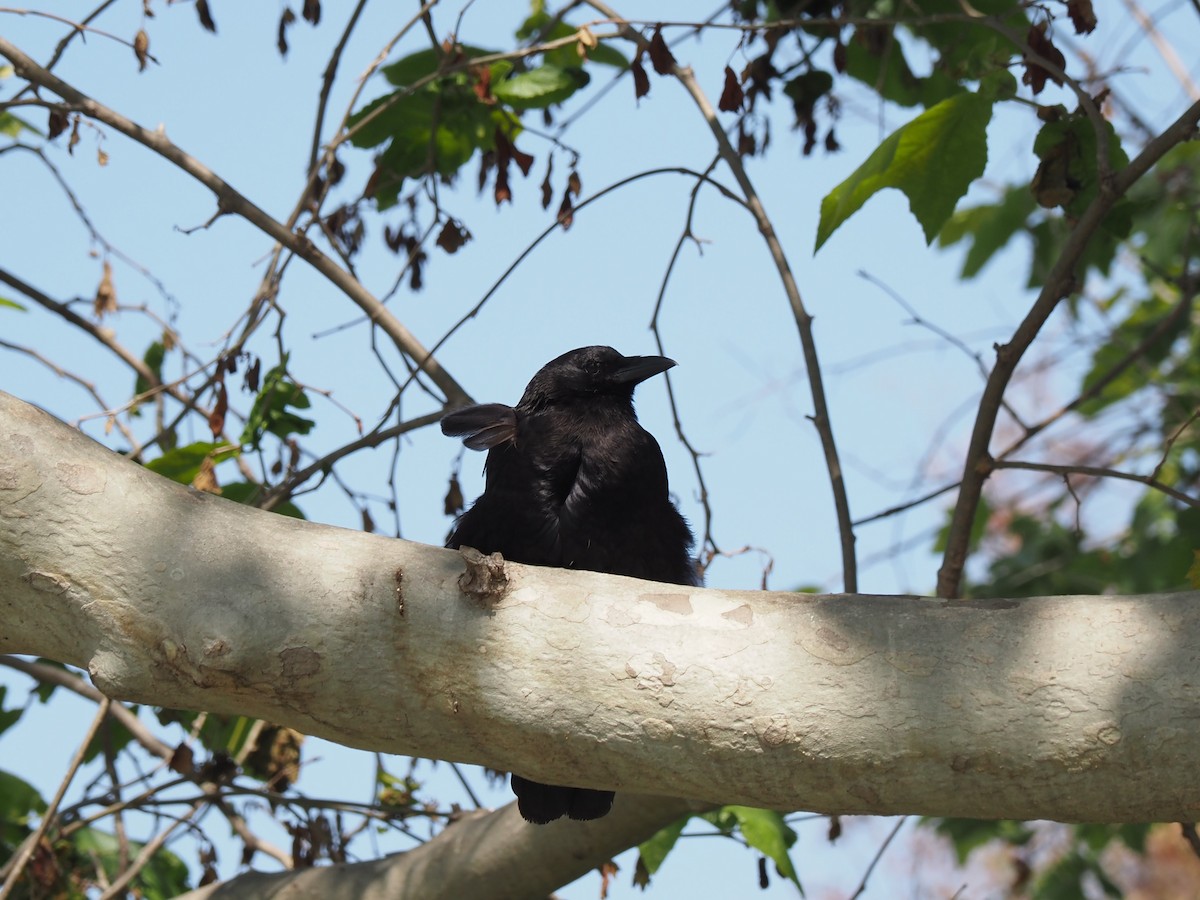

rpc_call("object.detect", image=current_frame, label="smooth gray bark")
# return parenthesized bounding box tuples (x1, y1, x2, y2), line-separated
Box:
(4, 389, 1200, 897)
(177, 795, 701, 900)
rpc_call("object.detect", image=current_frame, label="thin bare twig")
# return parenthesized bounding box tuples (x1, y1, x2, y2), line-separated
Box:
(96, 800, 205, 900)
(0, 697, 111, 899)
(849, 817, 908, 900)
(585, 3, 859, 591)
(0, 35, 470, 407)
(993, 458, 1200, 508)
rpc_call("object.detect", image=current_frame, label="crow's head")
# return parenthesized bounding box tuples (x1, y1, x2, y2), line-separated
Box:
(518, 345, 676, 408)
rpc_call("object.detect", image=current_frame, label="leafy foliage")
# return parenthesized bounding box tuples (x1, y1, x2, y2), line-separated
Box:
(636, 806, 803, 891)
(816, 92, 993, 249)
(240, 360, 315, 450)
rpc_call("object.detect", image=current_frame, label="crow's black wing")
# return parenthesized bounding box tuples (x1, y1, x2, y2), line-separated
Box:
(441, 403, 518, 451)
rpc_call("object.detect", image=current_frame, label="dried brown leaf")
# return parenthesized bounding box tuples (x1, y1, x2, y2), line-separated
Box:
(208, 380, 227, 437)
(471, 64, 493, 102)
(599, 860, 618, 899)
(567, 169, 581, 197)
(97, 147, 109, 166)
(94, 260, 117, 317)
(1067, 0, 1097, 34)
(494, 163, 511, 206)
(435, 220, 471, 254)
(828, 815, 842, 841)
(278, 7, 296, 56)
(647, 26, 675, 75)
(133, 29, 150, 71)
(718, 65, 744, 112)
(68, 117, 81, 155)
(48, 109, 69, 140)
(245, 357, 261, 393)
(192, 455, 221, 494)
(539, 157, 553, 209)
(195, 0, 216, 33)
(1031, 137, 1077, 208)
(557, 191, 574, 229)
(168, 742, 196, 775)
(302, 0, 321, 25)
(444, 474, 464, 516)
(511, 142, 534, 176)
(631, 54, 650, 100)
(633, 856, 651, 889)
(1022, 23, 1066, 94)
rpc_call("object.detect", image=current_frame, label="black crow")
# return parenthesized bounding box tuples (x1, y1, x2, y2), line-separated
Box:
(442, 345, 698, 823)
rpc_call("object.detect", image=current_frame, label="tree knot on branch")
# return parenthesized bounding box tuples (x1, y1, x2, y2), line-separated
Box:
(456, 547, 508, 605)
(975, 452, 995, 476)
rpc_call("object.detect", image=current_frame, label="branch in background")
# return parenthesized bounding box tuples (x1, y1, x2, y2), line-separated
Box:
(650, 157, 722, 566)
(993, 459, 1200, 508)
(0, 697, 110, 900)
(0, 266, 161, 391)
(936, 97, 1200, 599)
(0, 656, 292, 869)
(0, 35, 471, 409)
(584, 3, 859, 592)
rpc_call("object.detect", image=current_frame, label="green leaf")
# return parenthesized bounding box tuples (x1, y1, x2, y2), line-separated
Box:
(1032, 109, 1130, 219)
(637, 815, 689, 876)
(220, 481, 306, 518)
(906, 0, 1031, 81)
(144, 441, 239, 484)
(0, 295, 26, 311)
(816, 92, 993, 250)
(1076, 288, 1182, 417)
(926, 818, 1034, 865)
(349, 86, 500, 209)
(491, 64, 589, 109)
(0, 769, 47, 852)
(843, 32, 959, 108)
(515, 11, 628, 69)
(73, 826, 192, 899)
(382, 45, 496, 87)
(0, 111, 35, 138)
(722, 806, 803, 890)
(0, 687, 22, 737)
(241, 360, 315, 449)
(938, 186, 1036, 279)
(131, 340, 167, 416)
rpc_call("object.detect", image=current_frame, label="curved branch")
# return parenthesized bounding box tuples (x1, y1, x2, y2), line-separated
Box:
(935, 97, 1200, 598)
(992, 459, 1200, 508)
(0, 35, 470, 408)
(584, 3, 859, 591)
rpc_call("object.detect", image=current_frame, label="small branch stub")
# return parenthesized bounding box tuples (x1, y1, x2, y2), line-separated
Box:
(457, 547, 508, 604)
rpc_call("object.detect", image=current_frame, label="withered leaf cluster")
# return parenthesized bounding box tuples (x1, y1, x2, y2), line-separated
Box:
(1023, 23, 1067, 94)
(384, 224, 428, 290)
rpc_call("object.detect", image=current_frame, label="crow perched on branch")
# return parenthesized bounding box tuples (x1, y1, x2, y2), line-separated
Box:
(442, 345, 699, 824)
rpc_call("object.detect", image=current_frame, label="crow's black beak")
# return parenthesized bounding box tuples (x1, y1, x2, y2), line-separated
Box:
(612, 355, 676, 385)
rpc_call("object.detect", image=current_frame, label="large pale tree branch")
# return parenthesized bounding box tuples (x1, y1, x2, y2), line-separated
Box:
(178, 794, 702, 900)
(5, 390, 1200, 895)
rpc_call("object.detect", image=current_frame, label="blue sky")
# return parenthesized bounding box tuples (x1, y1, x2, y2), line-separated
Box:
(3, 0, 1199, 896)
